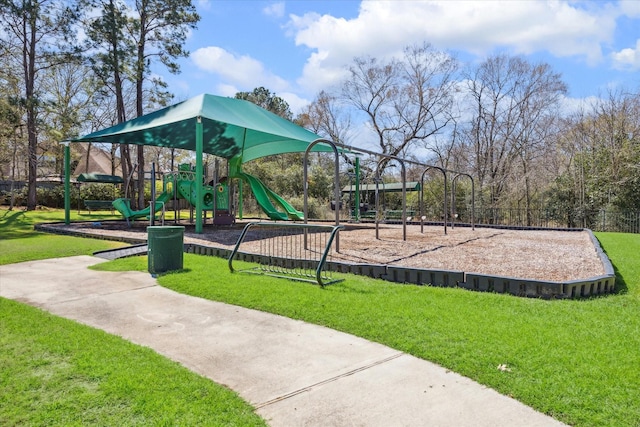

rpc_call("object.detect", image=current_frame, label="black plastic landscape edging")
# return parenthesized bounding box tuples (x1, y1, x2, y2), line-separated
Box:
(36, 222, 617, 299)
(184, 230, 616, 299)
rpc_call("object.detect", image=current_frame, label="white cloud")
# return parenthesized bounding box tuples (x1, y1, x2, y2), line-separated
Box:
(277, 92, 310, 115)
(191, 46, 290, 93)
(560, 95, 601, 115)
(197, 0, 211, 12)
(288, 0, 619, 93)
(263, 2, 285, 19)
(619, 0, 640, 17)
(611, 39, 640, 71)
(192, 46, 264, 81)
(216, 83, 240, 98)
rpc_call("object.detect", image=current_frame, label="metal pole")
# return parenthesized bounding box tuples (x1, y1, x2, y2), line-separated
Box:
(304, 139, 340, 252)
(375, 175, 380, 240)
(63, 142, 70, 225)
(354, 156, 360, 222)
(303, 139, 472, 239)
(420, 170, 424, 234)
(451, 175, 457, 230)
(238, 179, 243, 220)
(150, 162, 156, 226)
(401, 162, 407, 241)
(195, 116, 203, 233)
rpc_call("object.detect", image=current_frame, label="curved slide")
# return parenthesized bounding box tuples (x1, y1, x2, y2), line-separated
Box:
(233, 172, 304, 221)
(112, 191, 173, 222)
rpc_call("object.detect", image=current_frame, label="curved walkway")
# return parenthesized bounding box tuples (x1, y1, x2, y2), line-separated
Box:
(0, 256, 565, 426)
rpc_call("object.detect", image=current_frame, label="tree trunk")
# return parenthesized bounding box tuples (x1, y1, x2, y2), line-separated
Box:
(26, 111, 37, 210)
(25, 11, 38, 211)
(85, 143, 92, 173)
(137, 145, 145, 209)
(111, 144, 117, 176)
(135, 8, 146, 211)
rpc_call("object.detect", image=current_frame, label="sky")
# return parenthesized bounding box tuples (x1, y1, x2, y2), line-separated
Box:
(160, 0, 640, 115)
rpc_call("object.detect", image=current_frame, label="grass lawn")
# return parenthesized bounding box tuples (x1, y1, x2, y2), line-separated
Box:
(0, 208, 125, 265)
(0, 207, 193, 265)
(0, 208, 267, 426)
(0, 299, 266, 426)
(2, 208, 639, 426)
(94, 233, 640, 427)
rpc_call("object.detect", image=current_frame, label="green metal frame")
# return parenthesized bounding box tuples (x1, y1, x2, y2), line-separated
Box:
(228, 221, 344, 287)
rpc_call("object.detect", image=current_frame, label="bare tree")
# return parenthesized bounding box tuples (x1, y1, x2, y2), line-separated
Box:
(342, 42, 458, 173)
(545, 88, 640, 227)
(573, 89, 640, 212)
(462, 54, 566, 217)
(297, 90, 352, 145)
(39, 59, 96, 175)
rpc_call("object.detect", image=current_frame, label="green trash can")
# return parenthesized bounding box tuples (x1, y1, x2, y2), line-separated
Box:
(147, 226, 184, 275)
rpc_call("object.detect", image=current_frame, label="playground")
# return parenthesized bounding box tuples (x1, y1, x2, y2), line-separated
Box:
(44, 219, 605, 283)
(58, 93, 614, 296)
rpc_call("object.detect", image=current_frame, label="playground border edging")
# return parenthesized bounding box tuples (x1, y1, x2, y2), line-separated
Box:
(182, 236, 616, 298)
(182, 242, 615, 299)
(34, 222, 147, 245)
(36, 222, 616, 299)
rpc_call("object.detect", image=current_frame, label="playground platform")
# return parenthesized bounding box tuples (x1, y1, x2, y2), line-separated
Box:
(1, 256, 566, 426)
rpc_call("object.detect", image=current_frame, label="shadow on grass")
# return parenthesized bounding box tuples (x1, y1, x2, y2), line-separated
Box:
(158, 268, 193, 276)
(611, 262, 629, 295)
(596, 235, 630, 296)
(0, 210, 26, 226)
(0, 231, 42, 241)
(0, 210, 43, 241)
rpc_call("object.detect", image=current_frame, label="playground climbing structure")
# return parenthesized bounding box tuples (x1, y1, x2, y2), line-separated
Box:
(112, 163, 303, 224)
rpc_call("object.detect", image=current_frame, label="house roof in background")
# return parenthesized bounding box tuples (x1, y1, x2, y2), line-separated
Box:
(73, 143, 122, 177)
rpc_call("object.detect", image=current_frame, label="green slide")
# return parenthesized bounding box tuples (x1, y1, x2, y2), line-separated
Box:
(234, 172, 303, 221)
(112, 191, 173, 223)
(263, 184, 305, 220)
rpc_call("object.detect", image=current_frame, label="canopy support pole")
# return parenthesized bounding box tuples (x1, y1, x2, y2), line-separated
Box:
(195, 116, 203, 233)
(238, 180, 243, 219)
(63, 142, 70, 225)
(354, 156, 360, 222)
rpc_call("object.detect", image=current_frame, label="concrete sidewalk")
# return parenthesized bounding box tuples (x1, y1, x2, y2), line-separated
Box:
(0, 256, 565, 426)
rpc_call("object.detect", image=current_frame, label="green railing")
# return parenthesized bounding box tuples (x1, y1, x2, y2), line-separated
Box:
(229, 222, 344, 287)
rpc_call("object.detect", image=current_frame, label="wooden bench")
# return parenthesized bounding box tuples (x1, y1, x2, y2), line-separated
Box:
(84, 200, 115, 213)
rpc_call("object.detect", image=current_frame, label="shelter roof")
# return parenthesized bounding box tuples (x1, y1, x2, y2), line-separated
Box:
(72, 94, 331, 163)
(342, 182, 421, 193)
(77, 173, 123, 184)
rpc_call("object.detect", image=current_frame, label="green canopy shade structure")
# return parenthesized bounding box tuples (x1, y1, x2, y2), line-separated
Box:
(71, 93, 327, 163)
(64, 94, 333, 232)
